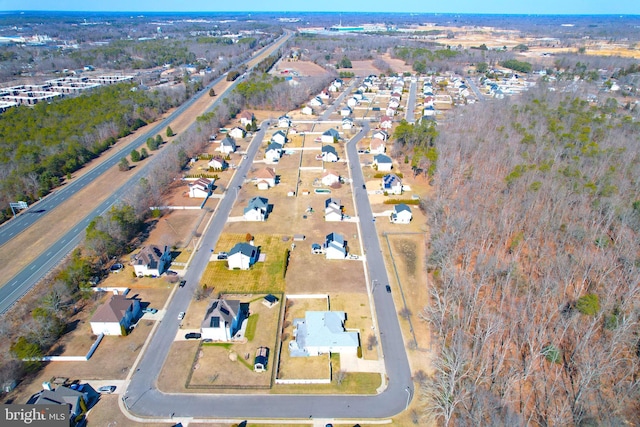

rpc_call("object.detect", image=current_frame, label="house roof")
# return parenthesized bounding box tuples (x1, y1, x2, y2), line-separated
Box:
(238, 111, 254, 120)
(325, 197, 341, 209)
(190, 178, 213, 191)
(323, 128, 340, 138)
(394, 203, 412, 213)
(303, 311, 359, 348)
(35, 386, 84, 414)
(229, 242, 258, 258)
(202, 299, 240, 329)
(374, 153, 392, 164)
(321, 145, 337, 155)
(264, 294, 278, 304)
(220, 136, 236, 147)
(383, 174, 402, 187)
(326, 232, 345, 246)
(131, 245, 168, 271)
(247, 196, 268, 211)
(266, 142, 282, 152)
(91, 294, 137, 323)
(256, 167, 276, 180)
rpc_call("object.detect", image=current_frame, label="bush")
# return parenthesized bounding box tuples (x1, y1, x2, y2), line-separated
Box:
(383, 199, 420, 205)
(130, 149, 141, 162)
(166, 126, 175, 137)
(118, 157, 130, 171)
(576, 293, 600, 316)
(542, 344, 561, 364)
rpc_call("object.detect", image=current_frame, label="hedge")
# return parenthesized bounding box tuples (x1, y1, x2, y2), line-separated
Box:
(383, 199, 420, 205)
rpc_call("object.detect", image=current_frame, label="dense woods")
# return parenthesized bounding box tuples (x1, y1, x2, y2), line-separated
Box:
(0, 83, 186, 222)
(421, 88, 640, 425)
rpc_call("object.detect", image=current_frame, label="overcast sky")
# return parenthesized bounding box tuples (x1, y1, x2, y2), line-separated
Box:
(1, 0, 639, 14)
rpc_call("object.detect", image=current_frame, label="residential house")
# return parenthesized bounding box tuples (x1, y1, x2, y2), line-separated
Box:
(254, 347, 269, 372)
(386, 106, 397, 117)
(373, 153, 393, 171)
(229, 127, 246, 139)
(271, 130, 287, 146)
(370, 137, 386, 154)
(34, 385, 90, 423)
(227, 242, 259, 270)
(278, 115, 292, 128)
(340, 106, 352, 117)
(423, 105, 436, 117)
(321, 128, 340, 144)
(201, 299, 247, 341)
(90, 294, 141, 336)
(372, 130, 388, 141)
(309, 96, 323, 107)
(208, 155, 228, 170)
(265, 142, 282, 163)
(238, 111, 254, 127)
(301, 105, 313, 115)
(255, 167, 276, 190)
(382, 173, 403, 195)
(318, 89, 331, 99)
(388, 97, 400, 109)
(324, 232, 347, 259)
(219, 136, 237, 154)
(324, 198, 343, 222)
(342, 117, 354, 130)
(288, 311, 359, 357)
(243, 196, 269, 221)
(321, 170, 340, 187)
(379, 115, 393, 129)
(321, 145, 339, 162)
(131, 245, 172, 277)
(347, 97, 358, 108)
(188, 178, 214, 198)
(391, 203, 413, 224)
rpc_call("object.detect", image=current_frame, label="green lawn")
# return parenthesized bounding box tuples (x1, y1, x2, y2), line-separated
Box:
(200, 233, 288, 294)
(245, 314, 259, 341)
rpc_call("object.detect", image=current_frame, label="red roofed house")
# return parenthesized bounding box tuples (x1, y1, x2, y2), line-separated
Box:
(256, 167, 277, 190)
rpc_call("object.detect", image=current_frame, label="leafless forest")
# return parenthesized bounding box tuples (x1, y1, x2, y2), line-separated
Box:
(420, 86, 640, 425)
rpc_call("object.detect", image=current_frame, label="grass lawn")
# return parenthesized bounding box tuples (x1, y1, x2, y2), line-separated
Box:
(201, 234, 288, 294)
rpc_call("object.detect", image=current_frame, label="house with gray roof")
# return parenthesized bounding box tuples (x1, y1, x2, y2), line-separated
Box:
(265, 142, 282, 163)
(219, 136, 237, 154)
(321, 128, 340, 143)
(391, 203, 413, 224)
(33, 385, 91, 422)
(289, 311, 359, 357)
(227, 242, 259, 270)
(131, 245, 171, 277)
(243, 196, 269, 221)
(373, 153, 393, 171)
(321, 144, 338, 162)
(324, 232, 347, 259)
(90, 294, 141, 336)
(201, 299, 247, 341)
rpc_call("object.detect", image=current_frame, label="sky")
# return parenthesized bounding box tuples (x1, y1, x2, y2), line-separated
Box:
(1, 0, 639, 15)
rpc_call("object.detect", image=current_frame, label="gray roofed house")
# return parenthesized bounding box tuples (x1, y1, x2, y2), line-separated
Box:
(34, 385, 91, 421)
(321, 128, 340, 143)
(391, 203, 413, 224)
(289, 311, 359, 357)
(219, 136, 237, 154)
(265, 142, 282, 163)
(227, 242, 259, 270)
(324, 232, 346, 259)
(90, 294, 141, 336)
(201, 299, 245, 341)
(243, 196, 269, 221)
(131, 245, 172, 277)
(321, 144, 338, 162)
(373, 153, 392, 171)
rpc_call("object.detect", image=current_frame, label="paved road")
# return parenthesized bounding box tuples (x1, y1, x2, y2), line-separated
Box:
(0, 31, 293, 314)
(405, 78, 417, 123)
(124, 119, 414, 420)
(466, 76, 485, 102)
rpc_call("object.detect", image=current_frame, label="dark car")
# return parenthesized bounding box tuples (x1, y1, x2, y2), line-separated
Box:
(179, 280, 186, 288)
(386, 285, 392, 293)
(185, 332, 201, 340)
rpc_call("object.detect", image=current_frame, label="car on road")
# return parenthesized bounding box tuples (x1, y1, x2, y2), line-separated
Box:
(178, 311, 185, 320)
(386, 285, 392, 293)
(98, 385, 117, 394)
(185, 332, 201, 340)
(179, 280, 186, 288)
(143, 307, 158, 314)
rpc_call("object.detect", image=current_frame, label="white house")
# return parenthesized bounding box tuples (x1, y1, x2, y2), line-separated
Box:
(278, 115, 292, 128)
(342, 117, 354, 130)
(90, 294, 141, 336)
(301, 105, 313, 115)
(321, 170, 341, 187)
(321, 128, 340, 144)
(255, 167, 276, 190)
(380, 115, 393, 129)
(391, 203, 413, 224)
(227, 242, 259, 270)
(372, 130, 388, 141)
(243, 196, 269, 221)
(131, 245, 172, 277)
(208, 155, 228, 170)
(319, 89, 331, 99)
(219, 136, 237, 154)
(370, 137, 386, 154)
(324, 232, 347, 259)
(388, 97, 400, 109)
(309, 96, 323, 107)
(324, 198, 342, 222)
(229, 127, 246, 139)
(373, 153, 393, 171)
(321, 145, 339, 162)
(288, 311, 359, 357)
(423, 105, 436, 117)
(265, 143, 282, 163)
(238, 111, 254, 127)
(347, 97, 358, 108)
(271, 130, 287, 146)
(188, 178, 214, 198)
(340, 106, 352, 117)
(201, 299, 246, 341)
(382, 173, 402, 195)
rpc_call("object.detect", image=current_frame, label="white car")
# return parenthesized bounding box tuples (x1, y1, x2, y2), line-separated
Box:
(178, 312, 185, 320)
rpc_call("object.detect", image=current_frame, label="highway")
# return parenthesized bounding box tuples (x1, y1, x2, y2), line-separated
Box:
(0, 31, 293, 314)
(124, 119, 414, 420)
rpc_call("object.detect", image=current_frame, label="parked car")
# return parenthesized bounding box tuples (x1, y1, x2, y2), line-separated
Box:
(143, 307, 158, 314)
(185, 332, 201, 340)
(178, 312, 185, 320)
(179, 280, 186, 288)
(98, 385, 117, 394)
(386, 285, 392, 293)
(217, 252, 228, 260)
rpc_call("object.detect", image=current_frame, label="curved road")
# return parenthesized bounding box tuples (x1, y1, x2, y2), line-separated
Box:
(0, 31, 292, 314)
(124, 120, 413, 420)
